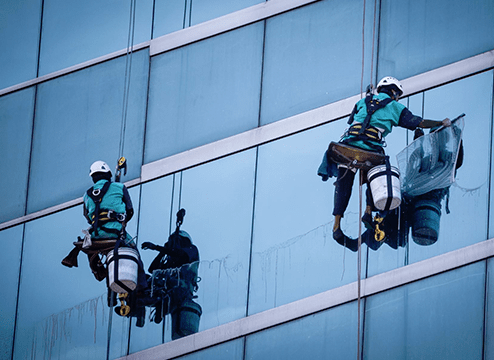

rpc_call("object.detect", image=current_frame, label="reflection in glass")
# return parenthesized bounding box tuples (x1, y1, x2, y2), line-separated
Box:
(130, 176, 174, 353)
(0, 225, 24, 360)
(0, 88, 35, 223)
(145, 23, 263, 162)
(364, 262, 485, 359)
(410, 72, 492, 262)
(153, 0, 188, 38)
(13, 207, 110, 360)
(0, 0, 41, 89)
(189, 0, 264, 26)
(179, 150, 256, 333)
(250, 122, 362, 315)
(379, 0, 494, 80)
(38, 0, 153, 76)
(175, 338, 244, 360)
(486, 258, 494, 359)
(140, 209, 202, 340)
(261, 0, 376, 124)
(28, 50, 148, 214)
(245, 301, 360, 359)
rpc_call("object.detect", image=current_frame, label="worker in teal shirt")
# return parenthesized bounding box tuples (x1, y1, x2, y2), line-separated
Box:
(331, 76, 451, 247)
(83, 160, 135, 247)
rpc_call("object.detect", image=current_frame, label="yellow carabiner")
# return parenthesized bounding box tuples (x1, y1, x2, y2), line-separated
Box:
(374, 215, 385, 242)
(118, 293, 131, 316)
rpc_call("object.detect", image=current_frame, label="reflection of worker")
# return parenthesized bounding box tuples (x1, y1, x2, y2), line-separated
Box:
(141, 209, 201, 336)
(331, 76, 451, 244)
(84, 160, 134, 246)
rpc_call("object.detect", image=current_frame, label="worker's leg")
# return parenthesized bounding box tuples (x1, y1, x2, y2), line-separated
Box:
(333, 166, 356, 230)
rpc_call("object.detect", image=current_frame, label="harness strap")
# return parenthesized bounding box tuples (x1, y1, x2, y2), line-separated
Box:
(347, 123, 383, 142)
(86, 181, 111, 236)
(384, 156, 393, 211)
(358, 95, 392, 135)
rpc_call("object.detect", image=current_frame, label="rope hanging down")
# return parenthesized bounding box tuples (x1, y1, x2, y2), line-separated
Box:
(357, 1, 379, 359)
(118, 0, 137, 160)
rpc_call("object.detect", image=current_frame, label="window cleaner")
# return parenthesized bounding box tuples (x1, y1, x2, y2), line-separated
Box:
(61, 158, 147, 325)
(318, 76, 452, 250)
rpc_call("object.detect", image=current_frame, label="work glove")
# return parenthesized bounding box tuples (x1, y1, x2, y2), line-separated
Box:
(442, 118, 452, 127)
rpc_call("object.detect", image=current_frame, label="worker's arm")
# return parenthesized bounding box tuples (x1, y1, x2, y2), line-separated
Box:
(418, 118, 451, 129)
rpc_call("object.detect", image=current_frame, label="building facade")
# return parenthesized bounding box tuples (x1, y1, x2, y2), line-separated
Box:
(1, 0, 494, 359)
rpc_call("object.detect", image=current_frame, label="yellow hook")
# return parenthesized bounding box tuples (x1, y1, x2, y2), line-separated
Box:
(374, 215, 385, 242)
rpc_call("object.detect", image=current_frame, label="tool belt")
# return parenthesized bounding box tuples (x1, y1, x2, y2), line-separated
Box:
(327, 141, 385, 171)
(346, 123, 383, 143)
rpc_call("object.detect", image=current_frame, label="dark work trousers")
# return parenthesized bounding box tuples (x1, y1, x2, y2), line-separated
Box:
(333, 166, 374, 217)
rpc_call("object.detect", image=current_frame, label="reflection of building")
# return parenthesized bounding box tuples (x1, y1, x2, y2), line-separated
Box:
(1, 0, 494, 359)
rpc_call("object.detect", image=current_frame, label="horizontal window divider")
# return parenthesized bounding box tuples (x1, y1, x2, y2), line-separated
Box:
(0, 0, 320, 96)
(1, 49, 493, 230)
(117, 237, 494, 360)
(150, 0, 320, 56)
(0, 42, 150, 97)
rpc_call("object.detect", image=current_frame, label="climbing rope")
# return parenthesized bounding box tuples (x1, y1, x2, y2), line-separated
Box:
(357, 1, 379, 358)
(118, 0, 137, 160)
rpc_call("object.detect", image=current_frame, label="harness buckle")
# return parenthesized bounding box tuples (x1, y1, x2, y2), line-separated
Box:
(92, 188, 101, 196)
(107, 210, 126, 222)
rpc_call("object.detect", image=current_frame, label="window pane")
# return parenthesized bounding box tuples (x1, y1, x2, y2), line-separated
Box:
(13, 207, 110, 359)
(249, 121, 365, 315)
(176, 150, 256, 333)
(153, 0, 187, 38)
(486, 257, 494, 359)
(174, 338, 244, 360)
(129, 176, 174, 353)
(245, 301, 360, 360)
(0, 225, 23, 360)
(0, 88, 35, 223)
(364, 262, 485, 359)
(28, 50, 148, 214)
(38, 0, 153, 76)
(408, 71, 492, 263)
(190, 0, 264, 26)
(145, 23, 263, 163)
(378, 0, 494, 80)
(261, 0, 376, 124)
(0, 0, 41, 89)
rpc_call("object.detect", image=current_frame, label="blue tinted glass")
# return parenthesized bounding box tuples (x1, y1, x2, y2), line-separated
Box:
(0, 0, 41, 89)
(190, 0, 264, 26)
(408, 72, 492, 263)
(245, 301, 360, 359)
(175, 338, 244, 360)
(153, 0, 187, 38)
(261, 0, 376, 124)
(0, 88, 35, 223)
(38, 0, 153, 76)
(364, 262, 485, 359)
(176, 150, 256, 333)
(486, 258, 494, 359)
(379, 0, 494, 80)
(129, 176, 174, 353)
(13, 207, 110, 359)
(27, 50, 148, 214)
(145, 23, 263, 163)
(249, 121, 366, 315)
(0, 225, 23, 360)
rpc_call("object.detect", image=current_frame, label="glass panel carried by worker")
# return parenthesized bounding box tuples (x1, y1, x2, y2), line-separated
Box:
(397, 115, 464, 198)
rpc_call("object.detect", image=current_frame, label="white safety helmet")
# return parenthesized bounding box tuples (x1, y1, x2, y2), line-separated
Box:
(89, 160, 112, 176)
(377, 76, 404, 97)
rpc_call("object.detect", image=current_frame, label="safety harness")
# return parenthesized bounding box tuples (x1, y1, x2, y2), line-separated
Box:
(86, 181, 126, 237)
(346, 93, 392, 145)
